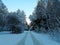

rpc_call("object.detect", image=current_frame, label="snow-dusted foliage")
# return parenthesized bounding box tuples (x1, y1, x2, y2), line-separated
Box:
(16, 9, 27, 31)
(16, 9, 26, 24)
(0, 0, 8, 31)
(0, 0, 27, 33)
(29, 0, 47, 32)
(29, 0, 60, 42)
(5, 10, 26, 33)
(46, 0, 60, 42)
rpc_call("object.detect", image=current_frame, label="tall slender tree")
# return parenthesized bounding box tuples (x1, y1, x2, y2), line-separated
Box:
(36, 0, 46, 19)
(46, 0, 60, 30)
(0, 0, 8, 29)
(29, 0, 47, 32)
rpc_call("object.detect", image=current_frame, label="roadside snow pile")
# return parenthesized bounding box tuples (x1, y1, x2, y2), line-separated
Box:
(31, 31, 60, 45)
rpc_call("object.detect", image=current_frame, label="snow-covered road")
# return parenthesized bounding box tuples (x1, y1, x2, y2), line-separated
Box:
(30, 32, 43, 45)
(0, 31, 60, 45)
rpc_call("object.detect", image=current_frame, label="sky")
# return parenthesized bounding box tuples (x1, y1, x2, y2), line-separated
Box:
(2, 0, 38, 24)
(2, 0, 38, 17)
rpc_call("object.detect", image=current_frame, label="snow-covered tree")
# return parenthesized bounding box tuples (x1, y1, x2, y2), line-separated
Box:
(0, 0, 27, 33)
(0, 0, 8, 14)
(0, 0, 8, 31)
(16, 9, 26, 24)
(29, 0, 47, 32)
(6, 12, 23, 33)
(6, 9, 26, 33)
(46, 0, 60, 30)
(6, 12, 20, 25)
(35, 0, 46, 19)
(46, 0, 60, 42)
(52, 0, 60, 28)
(29, 0, 60, 33)
(46, 0, 54, 30)
(16, 9, 27, 30)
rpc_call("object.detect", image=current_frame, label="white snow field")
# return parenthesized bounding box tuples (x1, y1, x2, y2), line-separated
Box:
(0, 31, 60, 45)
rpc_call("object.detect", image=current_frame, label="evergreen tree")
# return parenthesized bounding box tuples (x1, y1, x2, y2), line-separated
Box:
(16, 9, 27, 30)
(36, 0, 46, 19)
(16, 9, 26, 24)
(6, 12, 20, 33)
(46, 0, 60, 30)
(6, 9, 26, 33)
(46, 0, 54, 29)
(46, 0, 60, 42)
(0, 0, 8, 31)
(29, 0, 47, 32)
(6, 12, 20, 25)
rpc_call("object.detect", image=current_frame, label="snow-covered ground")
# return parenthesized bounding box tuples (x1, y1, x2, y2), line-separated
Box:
(0, 31, 28, 45)
(0, 31, 60, 45)
(31, 31, 60, 45)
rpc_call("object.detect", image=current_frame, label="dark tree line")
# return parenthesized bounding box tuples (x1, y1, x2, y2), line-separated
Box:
(29, 0, 60, 33)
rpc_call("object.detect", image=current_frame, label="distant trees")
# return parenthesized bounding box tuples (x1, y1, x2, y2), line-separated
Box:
(5, 10, 26, 33)
(0, 0, 27, 33)
(29, 0, 60, 33)
(16, 9, 26, 24)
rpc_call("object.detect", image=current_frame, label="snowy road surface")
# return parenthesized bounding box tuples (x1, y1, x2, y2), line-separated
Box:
(0, 31, 60, 45)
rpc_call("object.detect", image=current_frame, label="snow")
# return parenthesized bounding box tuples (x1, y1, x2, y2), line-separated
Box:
(0, 31, 11, 34)
(31, 31, 60, 45)
(0, 31, 60, 45)
(0, 31, 28, 45)
(25, 31, 33, 45)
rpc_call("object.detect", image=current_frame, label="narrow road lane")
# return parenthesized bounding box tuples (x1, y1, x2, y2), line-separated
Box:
(16, 32, 28, 45)
(25, 31, 33, 45)
(30, 32, 44, 45)
(16, 31, 44, 45)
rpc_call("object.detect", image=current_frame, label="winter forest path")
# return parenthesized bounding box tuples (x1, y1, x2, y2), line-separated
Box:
(30, 32, 44, 45)
(0, 31, 59, 45)
(16, 31, 43, 45)
(15, 32, 28, 45)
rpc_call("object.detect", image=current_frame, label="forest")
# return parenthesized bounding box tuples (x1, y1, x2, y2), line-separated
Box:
(0, 0, 60, 43)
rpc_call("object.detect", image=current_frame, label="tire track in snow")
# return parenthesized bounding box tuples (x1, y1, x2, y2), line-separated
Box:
(30, 32, 44, 45)
(25, 31, 34, 45)
(16, 32, 28, 45)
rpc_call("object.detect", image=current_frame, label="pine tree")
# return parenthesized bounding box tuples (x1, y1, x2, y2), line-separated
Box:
(6, 12, 23, 33)
(29, 0, 47, 32)
(46, 0, 60, 30)
(6, 9, 26, 33)
(0, 0, 8, 31)
(46, 0, 60, 42)
(16, 9, 26, 24)
(16, 9, 27, 30)
(46, 0, 54, 29)
(6, 12, 20, 25)
(36, 0, 46, 19)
